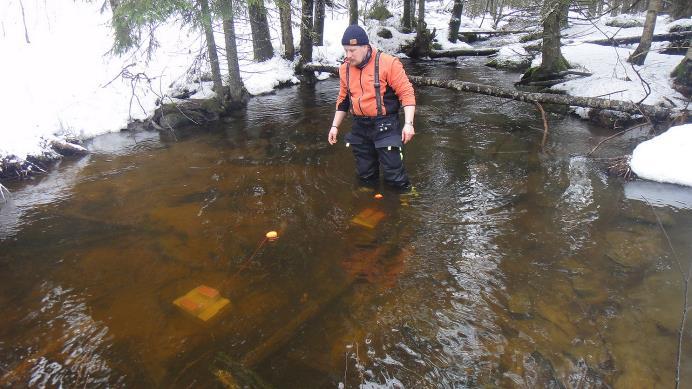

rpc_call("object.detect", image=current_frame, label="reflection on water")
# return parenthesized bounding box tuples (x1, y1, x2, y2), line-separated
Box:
(1, 60, 692, 387)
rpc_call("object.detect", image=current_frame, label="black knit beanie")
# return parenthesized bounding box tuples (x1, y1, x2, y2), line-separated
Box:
(341, 25, 369, 46)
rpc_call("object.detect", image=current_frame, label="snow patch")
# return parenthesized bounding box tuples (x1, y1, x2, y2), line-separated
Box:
(630, 124, 692, 187)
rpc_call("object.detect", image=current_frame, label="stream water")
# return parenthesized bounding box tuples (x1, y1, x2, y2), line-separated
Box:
(1, 58, 692, 388)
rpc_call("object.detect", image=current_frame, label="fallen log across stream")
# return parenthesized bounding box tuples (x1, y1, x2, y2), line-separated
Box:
(429, 47, 500, 57)
(303, 64, 678, 121)
(584, 30, 692, 47)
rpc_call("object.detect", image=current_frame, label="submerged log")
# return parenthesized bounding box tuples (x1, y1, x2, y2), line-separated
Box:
(429, 47, 500, 57)
(303, 64, 676, 121)
(240, 246, 386, 367)
(585, 31, 692, 46)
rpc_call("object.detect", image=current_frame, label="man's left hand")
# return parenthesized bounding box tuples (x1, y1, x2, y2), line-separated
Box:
(402, 123, 415, 144)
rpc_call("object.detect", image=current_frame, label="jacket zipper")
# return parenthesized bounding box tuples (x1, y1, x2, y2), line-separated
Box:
(357, 68, 365, 116)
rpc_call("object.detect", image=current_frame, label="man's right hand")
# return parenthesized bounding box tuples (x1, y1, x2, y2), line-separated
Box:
(328, 126, 339, 145)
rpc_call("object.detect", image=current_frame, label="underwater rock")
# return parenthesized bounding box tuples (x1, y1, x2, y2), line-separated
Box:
(604, 230, 664, 268)
(508, 291, 532, 316)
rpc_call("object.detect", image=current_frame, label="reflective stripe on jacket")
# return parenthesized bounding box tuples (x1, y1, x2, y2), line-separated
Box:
(335, 47, 416, 117)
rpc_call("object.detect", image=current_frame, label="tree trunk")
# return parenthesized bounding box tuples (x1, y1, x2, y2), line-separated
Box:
(628, 0, 661, 65)
(221, 0, 246, 105)
(416, 0, 425, 35)
(300, 0, 314, 65)
(588, 0, 598, 18)
(448, 0, 463, 43)
(313, 0, 325, 45)
(406, 0, 434, 58)
(248, 0, 274, 62)
(199, 0, 224, 103)
(671, 0, 692, 19)
(303, 64, 676, 121)
(402, 0, 412, 32)
(610, 0, 621, 16)
(349, 0, 358, 25)
(531, 0, 569, 80)
(671, 45, 692, 97)
(492, 0, 504, 29)
(560, 0, 569, 28)
(277, 0, 295, 59)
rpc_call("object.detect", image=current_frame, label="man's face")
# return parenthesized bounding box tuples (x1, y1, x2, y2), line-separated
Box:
(343, 45, 369, 66)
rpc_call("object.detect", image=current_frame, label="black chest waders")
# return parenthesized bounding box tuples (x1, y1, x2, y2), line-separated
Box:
(344, 51, 411, 190)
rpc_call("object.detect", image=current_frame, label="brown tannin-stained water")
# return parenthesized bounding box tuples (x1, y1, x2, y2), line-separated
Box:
(1, 58, 692, 388)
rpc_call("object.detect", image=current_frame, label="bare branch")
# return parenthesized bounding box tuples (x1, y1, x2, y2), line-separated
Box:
(586, 123, 646, 156)
(19, 0, 30, 43)
(0, 183, 10, 203)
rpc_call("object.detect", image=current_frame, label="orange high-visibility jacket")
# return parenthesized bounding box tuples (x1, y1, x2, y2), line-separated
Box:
(336, 47, 416, 117)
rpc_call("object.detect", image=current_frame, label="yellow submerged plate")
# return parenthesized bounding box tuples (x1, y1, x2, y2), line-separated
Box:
(173, 285, 230, 321)
(351, 208, 386, 229)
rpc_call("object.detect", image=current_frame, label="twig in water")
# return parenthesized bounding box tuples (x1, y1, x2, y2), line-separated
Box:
(534, 102, 549, 149)
(643, 197, 690, 389)
(0, 183, 10, 203)
(25, 160, 46, 174)
(586, 123, 646, 156)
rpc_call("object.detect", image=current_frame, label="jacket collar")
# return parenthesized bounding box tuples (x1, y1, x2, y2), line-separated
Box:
(356, 45, 374, 69)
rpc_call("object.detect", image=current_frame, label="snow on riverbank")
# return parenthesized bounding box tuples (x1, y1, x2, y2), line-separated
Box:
(631, 124, 692, 187)
(0, 0, 478, 167)
(528, 15, 688, 116)
(0, 0, 299, 163)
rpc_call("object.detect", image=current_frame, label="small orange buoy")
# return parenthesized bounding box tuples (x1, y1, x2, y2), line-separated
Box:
(374, 193, 384, 200)
(266, 231, 279, 241)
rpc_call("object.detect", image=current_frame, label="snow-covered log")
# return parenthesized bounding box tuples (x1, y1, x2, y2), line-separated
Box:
(460, 29, 534, 35)
(585, 31, 692, 46)
(50, 139, 88, 156)
(429, 48, 500, 57)
(303, 64, 677, 121)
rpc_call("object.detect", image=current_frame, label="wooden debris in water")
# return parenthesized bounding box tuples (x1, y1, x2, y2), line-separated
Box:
(607, 156, 636, 180)
(173, 285, 230, 321)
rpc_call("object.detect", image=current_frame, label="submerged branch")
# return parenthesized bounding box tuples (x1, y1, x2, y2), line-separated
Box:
(644, 198, 691, 389)
(535, 102, 549, 149)
(586, 123, 646, 156)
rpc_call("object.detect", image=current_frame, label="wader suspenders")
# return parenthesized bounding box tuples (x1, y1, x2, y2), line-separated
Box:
(346, 51, 383, 117)
(345, 64, 352, 115)
(374, 51, 383, 117)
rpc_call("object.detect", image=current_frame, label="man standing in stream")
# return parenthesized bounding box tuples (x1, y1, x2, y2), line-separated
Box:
(327, 25, 416, 191)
